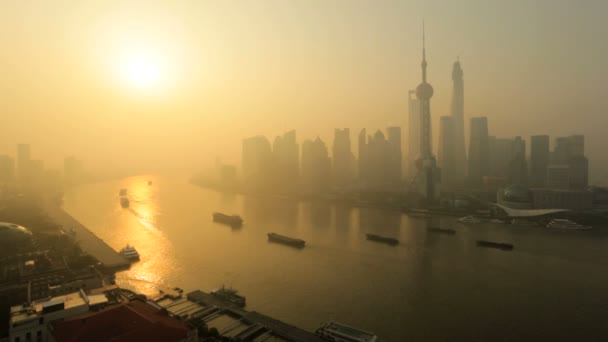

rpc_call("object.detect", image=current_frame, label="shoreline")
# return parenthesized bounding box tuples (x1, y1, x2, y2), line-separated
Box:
(43, 202, 130, 271)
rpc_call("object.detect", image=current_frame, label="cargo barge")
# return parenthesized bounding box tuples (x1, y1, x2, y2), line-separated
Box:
(212, 212, 243, 227)
(365, 234, 399, 246)
(267, 233, 305, 248)
(476, 240, 514, 251)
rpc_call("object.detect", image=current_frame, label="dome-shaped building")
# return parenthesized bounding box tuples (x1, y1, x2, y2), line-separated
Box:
(0, 222, 33, 253)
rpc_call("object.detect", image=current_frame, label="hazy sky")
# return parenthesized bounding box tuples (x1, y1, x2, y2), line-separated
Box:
(1, 1, 607, 182)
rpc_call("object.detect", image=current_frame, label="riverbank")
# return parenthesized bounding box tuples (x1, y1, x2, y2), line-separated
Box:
(43, 202, 130, 271)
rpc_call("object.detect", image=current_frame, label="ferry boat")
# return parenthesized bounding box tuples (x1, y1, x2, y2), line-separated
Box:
(457, 215, 481, 224)
(210, 286, 246, 308)
(120, 245, 140, 261)
(267, 233, 305, 248)
(365, 234, 399, 246)
(546, 219, 591, 230)
(120, 197, 130, 208)
(212, 212, 243, 227)
(315, 321, 378, 342)
(147, 180, 152, 186)
(476, 240, 514, 251)
(119, 188, 128, 196)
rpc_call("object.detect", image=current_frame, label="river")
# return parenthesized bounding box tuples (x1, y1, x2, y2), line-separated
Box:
(62, 174, 608, 341)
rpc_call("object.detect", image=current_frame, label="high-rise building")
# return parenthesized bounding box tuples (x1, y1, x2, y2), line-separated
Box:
(0, 155, 15, 183)
(272, 130, 299, 190)
(450, 59, 466, 182)
(468, 117, 490, 185)
(358, 128, 368, 182)
(332, 128, 352, 186)
(413, 25, 441, 201)
(530, 135, 550, 187)
(507, 136, 528, 185)
(407, 90, 420, 178)
(301, 137, 331, 192)
(553, 135, 584, 163)
(568, 155, 589, 190)
(386, 126, 402, 184)
(489, 137, 513, 179)
(17, 144, 31, 182)
(438, 116, 455, 188)
(242, 136, 273, 189)
(546, 164, 571, 190)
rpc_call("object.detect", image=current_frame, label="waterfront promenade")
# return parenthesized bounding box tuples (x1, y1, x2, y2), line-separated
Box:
(44, 203, 130, 270)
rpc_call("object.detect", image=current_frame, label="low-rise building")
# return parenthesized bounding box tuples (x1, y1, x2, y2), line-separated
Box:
(532, 189, 593, 211)
(9, 290, 108, 342)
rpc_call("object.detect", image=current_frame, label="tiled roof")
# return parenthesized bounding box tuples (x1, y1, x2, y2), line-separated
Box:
(51, 300, 190, 342)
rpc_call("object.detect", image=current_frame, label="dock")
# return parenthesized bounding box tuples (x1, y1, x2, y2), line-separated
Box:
(186, 290, 326, 342)
(44, 204, 130, 270)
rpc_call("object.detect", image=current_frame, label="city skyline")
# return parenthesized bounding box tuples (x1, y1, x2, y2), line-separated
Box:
(0, 1, 606, 184)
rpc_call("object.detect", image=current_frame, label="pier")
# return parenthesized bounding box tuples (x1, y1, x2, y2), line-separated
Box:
(44, 204, 130, 270)
(186, 290, 326, 342)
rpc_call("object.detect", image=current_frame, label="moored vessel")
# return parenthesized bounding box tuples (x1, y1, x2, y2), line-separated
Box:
(212, 212, 243, 227)
(267, 232, 305, 248)
(120, 244, 140, 261)
(119, 188, 127, 196)
(210, 285, 246, 307)
(476, 240, 514, 251)
(365, 234, 399, 246)
(546, 219, 591, 230)
(120, 197, 129, 208)
(315, 321, 378, 342)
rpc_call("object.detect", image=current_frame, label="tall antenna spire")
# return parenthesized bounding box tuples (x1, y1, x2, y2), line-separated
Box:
(421, 20, 427, 83)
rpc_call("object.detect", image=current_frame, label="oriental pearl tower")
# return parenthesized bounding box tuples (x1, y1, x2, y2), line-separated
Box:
(414, 23, 441, 202)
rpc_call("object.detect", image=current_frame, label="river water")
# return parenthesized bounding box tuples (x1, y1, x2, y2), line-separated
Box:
(62, 174, 608, 341)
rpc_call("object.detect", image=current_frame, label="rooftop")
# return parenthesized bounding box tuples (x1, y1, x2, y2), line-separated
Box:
(51, 300, 191, 342)
(10, 290, 89, 324)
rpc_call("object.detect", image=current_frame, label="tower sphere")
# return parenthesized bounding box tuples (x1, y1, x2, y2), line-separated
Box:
(416, 82, 434, 100)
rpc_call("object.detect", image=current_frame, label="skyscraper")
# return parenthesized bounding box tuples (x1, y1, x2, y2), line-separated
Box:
(468, 117, 490, 185)
(332, 128, 352, 187)
(438, 116, 455, 188)
(407, 90, 420, 178)
(358, 128, 368, 183)
(272, 130, 299, 190)
(450, 59, 466, 182)
(553, 135, 584, 163)
(301, 137, 331, 192)
(530, 135, 550, 187)
(413, 24, 441, 201)
(507, 136, 528, 185)
(242, 136, 273, 189)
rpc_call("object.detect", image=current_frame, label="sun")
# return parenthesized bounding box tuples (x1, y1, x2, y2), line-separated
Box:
(119, 53, 165, 90)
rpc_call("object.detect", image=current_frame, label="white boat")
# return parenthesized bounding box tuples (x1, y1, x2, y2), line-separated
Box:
(120, 245, 140, 261)
(546, 219, 591, 230)
(315, 321, 377, 342)
(458, 215, 481, 224)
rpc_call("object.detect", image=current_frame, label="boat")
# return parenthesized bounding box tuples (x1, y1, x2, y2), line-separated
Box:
(120, 197, 130, 208)
(365, 234, 399, 246)
(147, 181, 152, 185)
(120, 245, 140, 261)
(489, 218, 507, 224)
(315, 321, 378, 342)
(212, 212, 243, 227)
(546, 219, 591, 230)
(210, 286, 246, 307)
(428, 227, 456, 235)
(476, 240, 514, 251)
(458, 215, 481, 224)
(267, 232, 306, 248)
(119, 188, 128, 196)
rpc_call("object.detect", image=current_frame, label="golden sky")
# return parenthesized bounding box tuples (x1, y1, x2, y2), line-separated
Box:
(0, 1, 606, 182)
